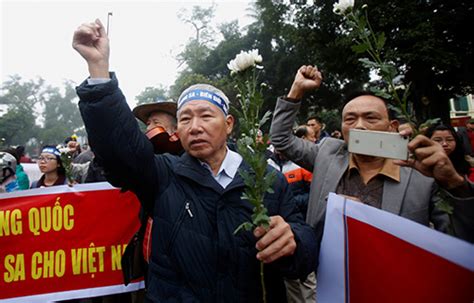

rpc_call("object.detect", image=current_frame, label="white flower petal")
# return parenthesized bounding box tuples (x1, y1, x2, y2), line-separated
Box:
(227, 49, 264, 73)
(333, 0, 354, 15)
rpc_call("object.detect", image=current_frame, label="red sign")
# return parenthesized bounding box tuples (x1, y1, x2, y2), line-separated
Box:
(317, 193, 474, 303)
(0, 183, 142, 302)
(347, 217, 473, 302)
(451, 116, 470, 127)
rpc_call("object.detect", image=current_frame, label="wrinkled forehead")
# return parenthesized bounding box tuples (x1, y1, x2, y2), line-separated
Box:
(177, 100, 223, 117)
(342, 95, 389, 117)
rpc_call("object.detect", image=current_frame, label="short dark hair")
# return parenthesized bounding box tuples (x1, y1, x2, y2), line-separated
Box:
(306, 116, 322, 124)
(343, 90, 397, 120)
(16, 145, 25, 157)
(64, 136, 77, 144)
(294, 125, 309, 138)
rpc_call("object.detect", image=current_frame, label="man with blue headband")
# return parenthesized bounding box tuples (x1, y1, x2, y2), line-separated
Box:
(73, 19, 317, 302)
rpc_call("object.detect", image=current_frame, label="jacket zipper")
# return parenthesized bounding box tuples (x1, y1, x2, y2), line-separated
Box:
(185, 202, 193, 217)
(166, 200, 193, 254)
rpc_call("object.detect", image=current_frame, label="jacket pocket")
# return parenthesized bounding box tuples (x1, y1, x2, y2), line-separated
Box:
(166, 200, 194, 255)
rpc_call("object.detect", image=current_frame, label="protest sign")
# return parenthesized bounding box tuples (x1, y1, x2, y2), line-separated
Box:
(0, 182, 143, 302)
(317, 193, 474, 303)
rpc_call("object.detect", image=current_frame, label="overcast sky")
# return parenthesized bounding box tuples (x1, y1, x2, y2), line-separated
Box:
(0, 0, 254, 108)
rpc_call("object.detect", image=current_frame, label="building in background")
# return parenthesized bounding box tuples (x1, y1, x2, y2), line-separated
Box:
(450, 94, 474, 127)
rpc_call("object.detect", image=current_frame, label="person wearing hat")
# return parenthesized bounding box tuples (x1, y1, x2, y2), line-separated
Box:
(121, 98, 180, 291)
(0, 150, 19, 193)
(9, 146, 30, 190)
(133, 98, 183, 155)
(133, 98, 177, 133)
(73, 19, 317, 302)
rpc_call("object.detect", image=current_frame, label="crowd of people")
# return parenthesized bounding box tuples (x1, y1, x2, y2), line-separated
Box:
(0, 135, 102, 193)
(0, 18, 473, 303)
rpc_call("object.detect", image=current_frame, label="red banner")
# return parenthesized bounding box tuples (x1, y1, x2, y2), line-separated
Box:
(347, 217, 473, 302)
(0, 183, 143, 302)
(317, 193, 474, 303)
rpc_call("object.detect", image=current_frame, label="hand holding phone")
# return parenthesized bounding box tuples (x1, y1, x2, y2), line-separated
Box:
(348, 129, 409, 160)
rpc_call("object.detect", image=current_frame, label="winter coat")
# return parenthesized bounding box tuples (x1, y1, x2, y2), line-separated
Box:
(76, 73, 318, 302)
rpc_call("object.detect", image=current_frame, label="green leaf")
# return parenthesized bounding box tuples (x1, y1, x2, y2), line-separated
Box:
(401, 82, 412, 103)
(379, 63, 398, 79)
(351, 43, 369, 54)
(252, 209, 270, 226)
(376, 32, 386, 49)
(435, 199, 454, 215)
(369, 87, 393, 100)
(259, 110, 273, 128)
(358, 14, 367, 30)
(234, 221, 254, 235)
(358, 58, 378, 69)
(419, 118, 441, 130)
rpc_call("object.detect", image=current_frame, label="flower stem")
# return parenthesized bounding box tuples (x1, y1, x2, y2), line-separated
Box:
(348, 10, 416, 131)
(260, 261, 266, 303)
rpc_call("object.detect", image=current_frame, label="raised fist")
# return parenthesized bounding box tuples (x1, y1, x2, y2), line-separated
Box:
(287, 65, 323, 100)
(72, 19, 110, 78)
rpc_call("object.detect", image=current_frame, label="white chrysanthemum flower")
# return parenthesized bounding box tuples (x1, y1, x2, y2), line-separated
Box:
(227, 49, 263, 73)
(249, 49, 263, 64)
(333, 0, 354, 15)
(57, 145, 71, 154)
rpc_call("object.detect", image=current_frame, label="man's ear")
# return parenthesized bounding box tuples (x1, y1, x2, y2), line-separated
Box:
(226, 115, 234, 135)
(389, 119, 400, 132)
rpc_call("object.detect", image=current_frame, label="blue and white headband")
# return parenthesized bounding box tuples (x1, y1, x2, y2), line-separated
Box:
(42, 147, 61, 157)
(178, 88, 229, 115)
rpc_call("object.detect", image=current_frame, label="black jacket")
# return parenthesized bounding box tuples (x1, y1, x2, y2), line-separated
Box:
(76, 73, 318, 302)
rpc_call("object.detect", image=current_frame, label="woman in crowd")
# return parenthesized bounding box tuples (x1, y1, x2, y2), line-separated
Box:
(31, 146, 67, 188)
(426, 124, 474, 182)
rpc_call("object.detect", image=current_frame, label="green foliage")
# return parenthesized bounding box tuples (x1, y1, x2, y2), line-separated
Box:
(39, 81, 84, 145)
(169, 72, 215, 101)
(171, 0, 473, 127)
(58, 148, 74, 184)
(178, 5, 216, 44)
(0, 106, 37, 146)
(0, 76, 84, 153)
(135, 86, 168, 105)
(231, 66, 275, 234)
(178, 40, 213, 74)
(0, 75, 44, 146)
(435, 189, 456, 236)
(337, 4, 419, 131)
(319, 109, 342, 133)
(349, 0, 473, 122)
(177, 5, 217, 72)
(229, 54, 275, 303)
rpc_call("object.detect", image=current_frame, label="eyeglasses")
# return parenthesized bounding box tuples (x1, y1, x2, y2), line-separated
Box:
(38, 156, 57, 162)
